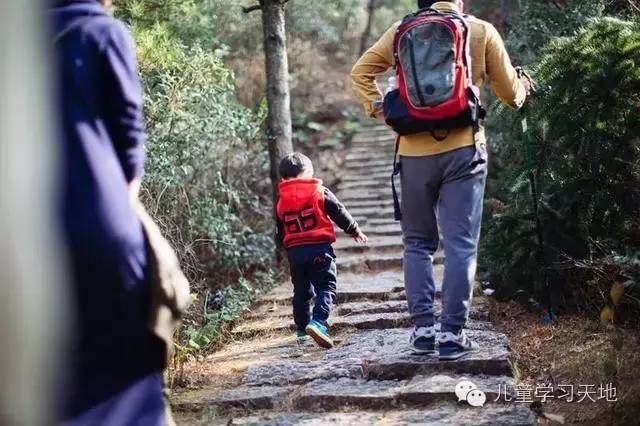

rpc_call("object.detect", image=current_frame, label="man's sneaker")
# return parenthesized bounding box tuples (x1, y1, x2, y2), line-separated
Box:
(409, 326, 437, 354)
(296, 331, 309, 344)
(305, 319, 334, 349)
(438, 330, 479, 360)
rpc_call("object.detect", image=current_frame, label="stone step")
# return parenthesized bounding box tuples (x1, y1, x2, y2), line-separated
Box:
(367, 217, 401, 227)
(294, 374, 515, 411)
(351, 131, 394, 139)
(350, 142, 394, 149)
(241, 319, 503, 377)
(255, 270, 410, 306)
(242, 325, 504, 388)
(224, 405, 536, 425)
(342, 168, 392, 179)
(347, 153, 394, 163)
(334, 235, 402, 253)
(337, 300, 490, 322)
(337, 188, 390, 199)
(339, 179, 397, 191)
(356, 124, 391, 132)
(236, 300, 489, 336)
(352, 131, 395, 140)
(325, 328, 512, 380)
(232, 311, 412, 337)
(345, 152, 392, 162)
(348, 142, 395, 151)
(250, 298, 410, 322)
(362, 224, 402, 237)
(244, 359, 365, 387)
(247, 296, 489, 323)
(191, 385, 291, 412)
(345, 205, 396, 220)
(343, 166, 391, 176)
(337, 199, 394, 212)
(337, 250, 445, 272)
(337, 251, 403, 272)
(336, 300, 408, 316)
(340, 170, 391, 182)
(345, 158, 391, 170)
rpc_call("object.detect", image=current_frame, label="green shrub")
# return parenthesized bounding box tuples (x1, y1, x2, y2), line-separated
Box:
(481, 18, 640, 320)
(134, 25, 272, 283)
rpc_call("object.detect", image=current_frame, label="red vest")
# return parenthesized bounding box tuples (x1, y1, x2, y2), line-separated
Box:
(276, 178, 336, 249)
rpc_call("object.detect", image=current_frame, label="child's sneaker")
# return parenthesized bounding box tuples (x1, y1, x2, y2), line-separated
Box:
(305, 319, 334, 349)
(438, 330, 479, 360)
(296, 330, 309, 344)
(409, 326, 437, 354)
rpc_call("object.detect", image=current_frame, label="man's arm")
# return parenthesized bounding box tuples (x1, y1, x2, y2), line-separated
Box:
(485, 23, 528, 108)
(350, 22, 399, 119)
(101, 21, 147, 182)
(323, 188, 359, 235)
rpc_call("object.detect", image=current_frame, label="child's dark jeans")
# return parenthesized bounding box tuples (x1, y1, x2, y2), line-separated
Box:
(287, 243, 337, 332)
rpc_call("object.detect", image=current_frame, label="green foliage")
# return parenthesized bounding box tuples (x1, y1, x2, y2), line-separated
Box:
(504, 0, 605, 65)
(181, 270, 275, 354)
(287, 0, 361, 44)
(482, 18, 640, 319)
(114, 2, 273, 291)
(141, 47, 272, 277)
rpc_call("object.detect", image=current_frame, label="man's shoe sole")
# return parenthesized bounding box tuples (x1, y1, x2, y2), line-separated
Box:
(411, 347, 437, 355)
(306, 324, 334, 349)
(439, 347, 478, 361)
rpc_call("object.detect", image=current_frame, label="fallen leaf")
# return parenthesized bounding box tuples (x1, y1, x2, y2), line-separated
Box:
(610, 282, 624, 306)
(600, 306, 614, 323)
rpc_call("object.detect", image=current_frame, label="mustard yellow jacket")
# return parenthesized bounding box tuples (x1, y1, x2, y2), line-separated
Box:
(351, 1, 526, 156)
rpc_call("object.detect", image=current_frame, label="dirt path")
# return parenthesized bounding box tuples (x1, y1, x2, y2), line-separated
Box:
(172, 123, 536, 425)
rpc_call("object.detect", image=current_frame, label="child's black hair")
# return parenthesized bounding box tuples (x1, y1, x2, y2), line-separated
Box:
(279, 152, 313, 179)
(418, 0, 452, 9)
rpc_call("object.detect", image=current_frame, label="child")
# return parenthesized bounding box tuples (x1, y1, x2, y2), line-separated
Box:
(276, 153, 368, 348)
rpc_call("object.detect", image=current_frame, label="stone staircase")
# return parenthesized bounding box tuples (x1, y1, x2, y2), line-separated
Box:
(172, 123, 536, 425)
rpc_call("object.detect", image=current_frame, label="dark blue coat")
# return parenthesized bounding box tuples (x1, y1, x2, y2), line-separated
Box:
(50, 0, 164, 421)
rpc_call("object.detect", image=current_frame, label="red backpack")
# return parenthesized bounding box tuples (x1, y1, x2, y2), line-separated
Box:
(383, 8, 485, 138)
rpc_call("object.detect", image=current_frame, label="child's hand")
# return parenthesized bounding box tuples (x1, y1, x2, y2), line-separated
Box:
(351, 230, 368, 244)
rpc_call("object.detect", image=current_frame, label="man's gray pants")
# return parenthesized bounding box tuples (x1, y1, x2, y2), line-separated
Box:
(400, 145, 487, 333)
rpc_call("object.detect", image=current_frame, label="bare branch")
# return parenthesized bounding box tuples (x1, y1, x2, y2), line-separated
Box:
(626, 0, 640, 13)
(242, 4, 261, 13)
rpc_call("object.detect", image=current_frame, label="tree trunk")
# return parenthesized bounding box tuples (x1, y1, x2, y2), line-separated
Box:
(500, 0, 510, 35)
(359, 0, 377, 57)
(259, 0, 293, 204)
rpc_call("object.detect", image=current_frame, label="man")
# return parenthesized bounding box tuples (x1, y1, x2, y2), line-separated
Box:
(351, 0, 530, 359)
(50, 0, 167, 423)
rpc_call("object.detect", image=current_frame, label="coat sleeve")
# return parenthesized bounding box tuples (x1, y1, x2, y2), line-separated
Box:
(485, 23, 526, 109)
(323, 188, 359, 235)
(100, 21, 147, 182)
(350, 22, 399, 118)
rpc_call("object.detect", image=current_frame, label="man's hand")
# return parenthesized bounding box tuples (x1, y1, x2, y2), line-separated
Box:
(519, 76, 533, 96)
(351, 229, 368, 244)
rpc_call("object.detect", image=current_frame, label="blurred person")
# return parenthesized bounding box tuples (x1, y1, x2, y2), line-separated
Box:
(351, 0, 530, 359)
(49, 0, 187, 424)
(1, 2, 67, 425)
